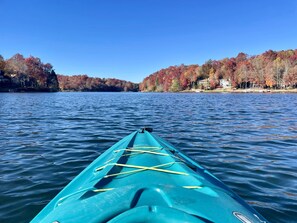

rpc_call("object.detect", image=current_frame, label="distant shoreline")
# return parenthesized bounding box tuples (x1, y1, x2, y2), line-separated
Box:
(181, 88, 297, 93)
(1, 88, 297, 93)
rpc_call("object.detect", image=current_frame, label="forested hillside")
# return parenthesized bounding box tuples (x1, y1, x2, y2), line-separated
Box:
(0, 54, 59, 92)
(0, 54, 138, 92)
(58, 75, 138, 92)
(140, 49, 297, 92)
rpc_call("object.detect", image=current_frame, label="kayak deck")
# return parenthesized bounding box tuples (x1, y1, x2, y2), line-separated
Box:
(31, 129, 268, 223)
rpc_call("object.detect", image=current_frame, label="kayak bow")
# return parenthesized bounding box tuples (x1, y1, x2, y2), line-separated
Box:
(31, 128, 268, 223)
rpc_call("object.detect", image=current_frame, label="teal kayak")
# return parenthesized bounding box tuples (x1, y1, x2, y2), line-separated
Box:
(31, 128, 268, 223)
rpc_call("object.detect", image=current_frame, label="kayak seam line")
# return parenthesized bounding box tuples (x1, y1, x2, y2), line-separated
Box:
(93, 188, 114, 192)
(92, 185, 202, 193)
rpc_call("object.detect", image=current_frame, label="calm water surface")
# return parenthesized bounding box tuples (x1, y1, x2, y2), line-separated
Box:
(0, 92, 297, 223)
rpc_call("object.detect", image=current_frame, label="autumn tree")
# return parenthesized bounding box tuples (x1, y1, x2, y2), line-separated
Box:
(284, 65, 297, 87)
(209, 68, 218, 89)
(0, 55, 5, 74)
(201, 60, 213, 79)
(5, 54, 27, 75)
(250, 56, 265, 87)
(170, 78, 181, 92)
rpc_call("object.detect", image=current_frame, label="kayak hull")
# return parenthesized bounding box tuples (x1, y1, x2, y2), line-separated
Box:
(31, 130, 268, 223)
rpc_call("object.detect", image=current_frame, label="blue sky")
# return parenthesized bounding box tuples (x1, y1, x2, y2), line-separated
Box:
(1, 0, 297, 82)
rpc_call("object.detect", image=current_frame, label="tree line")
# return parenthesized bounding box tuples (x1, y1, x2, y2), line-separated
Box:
(1, 50, 296, 93)
(58, 75, 138, 92)
(0, 54, 59, 91)
(140, 49, 297, 92)
(0, 54, 138, 92)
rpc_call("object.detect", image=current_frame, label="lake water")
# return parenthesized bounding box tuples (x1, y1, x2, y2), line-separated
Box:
(0, 92, 296, 223)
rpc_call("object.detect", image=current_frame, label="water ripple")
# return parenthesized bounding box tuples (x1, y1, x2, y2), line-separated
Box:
(0, 92, 297, 223)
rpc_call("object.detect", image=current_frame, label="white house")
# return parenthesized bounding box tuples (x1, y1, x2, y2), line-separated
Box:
(219, 79, 231, 88)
